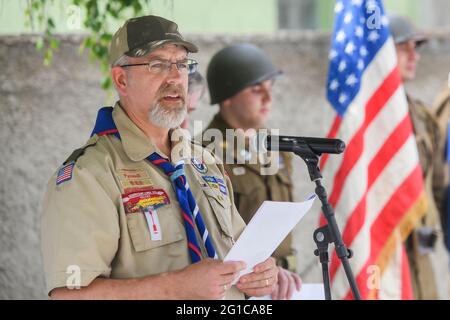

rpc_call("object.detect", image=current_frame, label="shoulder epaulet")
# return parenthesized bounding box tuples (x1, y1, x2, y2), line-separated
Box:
(190, 138, 222, 166)
(63, 135, 99, 165)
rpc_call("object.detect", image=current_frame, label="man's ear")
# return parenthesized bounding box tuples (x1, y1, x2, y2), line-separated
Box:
(221, 99, 231, 108)
(111, 67, 129, 96)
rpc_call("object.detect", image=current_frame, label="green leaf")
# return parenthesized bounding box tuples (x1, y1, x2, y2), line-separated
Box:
(28, 0, 167, 90)
(100, 33, 112, 43)
(84, 36, 94, 48)
(35, 37, 44, 51)
(99, 33, 112, 47)
(43, 49, 53, 66)
(50, 39, 59, 50)
(31, 1, 40, 10)
(133, 2, 143, 14)
(47, 18, 55, 29)
(101, 77, 112, 90)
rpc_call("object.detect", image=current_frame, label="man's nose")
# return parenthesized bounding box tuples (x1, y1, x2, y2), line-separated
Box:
(407, 42, 420, 61)
(166, 64, 184, 83)
(261, 83, 273, 103)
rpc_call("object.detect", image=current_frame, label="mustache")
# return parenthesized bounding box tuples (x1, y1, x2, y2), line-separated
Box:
(157, 84, 186, 102)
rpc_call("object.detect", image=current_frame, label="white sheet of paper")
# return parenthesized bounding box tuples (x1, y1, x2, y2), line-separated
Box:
(224, 194, 316, 283)
(249, 283, 325, 300)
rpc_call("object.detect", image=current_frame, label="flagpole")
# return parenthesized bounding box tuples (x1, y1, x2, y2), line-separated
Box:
(292, 140, 361, 300)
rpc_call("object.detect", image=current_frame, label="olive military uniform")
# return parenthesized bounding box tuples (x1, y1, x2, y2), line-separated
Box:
(203, 112, 297, 271)
(432, 85, 450, 250)
(405, 94, 442, 300)
(41, 103, 246, 299)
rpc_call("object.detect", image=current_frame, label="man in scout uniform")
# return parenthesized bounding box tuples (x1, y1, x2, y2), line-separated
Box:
(203, 43, 301, 300)
(41, 15, 280, 300)
(390, 13, 447, 299)
(432, 79, 450, 251)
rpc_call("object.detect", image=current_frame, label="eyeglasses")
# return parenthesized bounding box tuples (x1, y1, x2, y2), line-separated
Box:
(120, 58, 198, 75)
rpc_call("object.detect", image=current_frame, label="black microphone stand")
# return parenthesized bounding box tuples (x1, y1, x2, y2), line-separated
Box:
(291, 140, 361, 300)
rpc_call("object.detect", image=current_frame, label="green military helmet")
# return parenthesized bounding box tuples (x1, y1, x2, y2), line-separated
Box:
(388, 13, 428, 46)
(207, 43, 282, 105)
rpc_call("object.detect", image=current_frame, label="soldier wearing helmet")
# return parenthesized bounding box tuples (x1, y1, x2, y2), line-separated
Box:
(202, 43, 301, 300)
(390, 13, 447, 300)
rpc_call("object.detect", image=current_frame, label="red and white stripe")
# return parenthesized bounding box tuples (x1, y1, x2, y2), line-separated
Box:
(320, 37, 426, 299)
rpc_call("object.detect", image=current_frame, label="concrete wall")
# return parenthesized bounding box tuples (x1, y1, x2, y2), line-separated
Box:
(1, 32, 450, 299)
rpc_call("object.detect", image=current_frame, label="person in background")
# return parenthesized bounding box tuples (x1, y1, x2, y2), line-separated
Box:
(390, 13, 446, 300)
(180, 71, 206, 129)
(203, 43, 301, 300)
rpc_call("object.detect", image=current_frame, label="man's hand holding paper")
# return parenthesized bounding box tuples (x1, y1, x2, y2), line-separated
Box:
(236, 257, 279, 297)
(226, 194, 316, 299)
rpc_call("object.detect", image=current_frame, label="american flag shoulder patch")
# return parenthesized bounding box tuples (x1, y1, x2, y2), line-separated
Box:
(56, 162, 75, 186)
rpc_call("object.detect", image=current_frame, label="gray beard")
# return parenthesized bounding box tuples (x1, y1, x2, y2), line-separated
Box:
(148, 102, 187, 129)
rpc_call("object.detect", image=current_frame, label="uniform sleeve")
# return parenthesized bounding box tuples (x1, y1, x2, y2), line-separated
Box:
(431, 97, 450, 213)
(41, 162, 120, 295)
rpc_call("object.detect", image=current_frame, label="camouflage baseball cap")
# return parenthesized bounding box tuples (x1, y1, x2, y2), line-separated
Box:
(109, 15, 198, 65)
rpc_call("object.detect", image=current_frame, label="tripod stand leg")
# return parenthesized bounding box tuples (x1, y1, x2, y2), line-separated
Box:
(321, 260, 332, 300)
(314, 225, 333, 300)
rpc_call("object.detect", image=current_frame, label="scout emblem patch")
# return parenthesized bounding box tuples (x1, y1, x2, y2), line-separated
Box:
(56, 162, 75, 185)
(191, 157, 208, 174)
(122, 189, 170, 213)
(202, 176, 228, 196)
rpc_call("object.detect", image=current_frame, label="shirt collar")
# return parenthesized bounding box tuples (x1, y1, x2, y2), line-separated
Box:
(112, 102, 192, 163)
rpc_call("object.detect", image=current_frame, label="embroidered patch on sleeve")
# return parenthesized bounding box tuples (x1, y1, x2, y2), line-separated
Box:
(202, 176, 228, 196)
(56, 162, 75, 186)
(191, 157, 208, 174)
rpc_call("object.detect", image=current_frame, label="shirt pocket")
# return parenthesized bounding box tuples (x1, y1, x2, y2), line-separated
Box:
(201, 187, 234, 239)
(125, 204, 184, 252)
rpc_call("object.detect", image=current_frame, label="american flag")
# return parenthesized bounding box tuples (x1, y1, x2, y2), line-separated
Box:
(321, 0, 427, 299)
(56, 162, 75, 185)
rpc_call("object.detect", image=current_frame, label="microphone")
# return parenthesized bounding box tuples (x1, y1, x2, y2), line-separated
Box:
(255, 132, 345, 155)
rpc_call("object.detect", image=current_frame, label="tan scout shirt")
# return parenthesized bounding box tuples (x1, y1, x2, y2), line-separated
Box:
(41, 104, 246, 299)
(202, 112, 296, 271)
